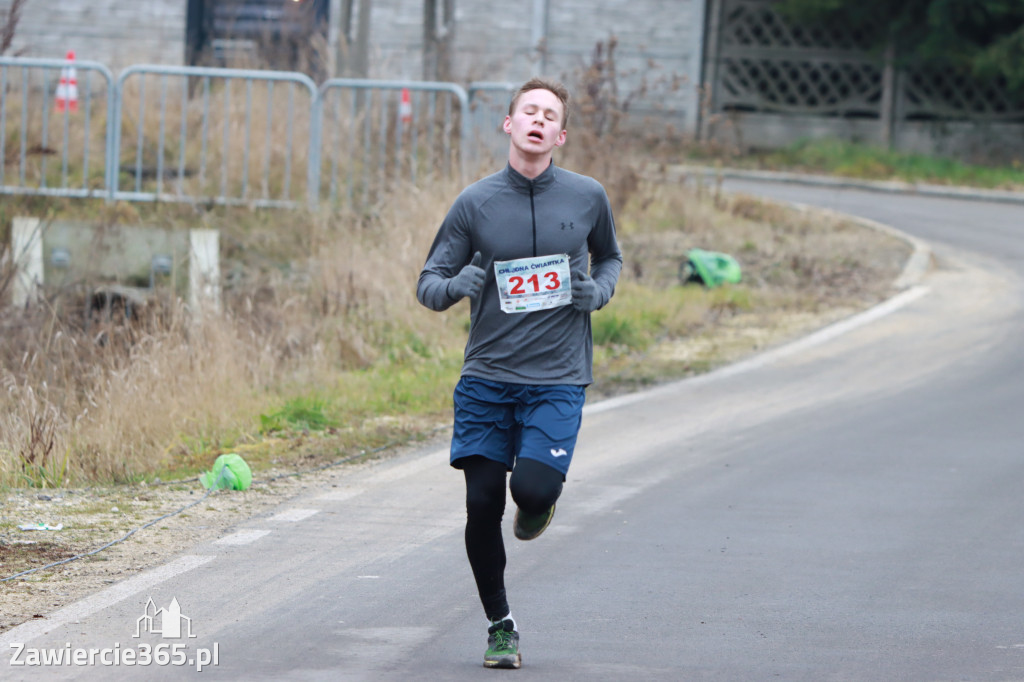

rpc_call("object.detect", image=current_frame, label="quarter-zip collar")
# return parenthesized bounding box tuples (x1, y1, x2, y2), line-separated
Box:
(504, 161, 556, 195)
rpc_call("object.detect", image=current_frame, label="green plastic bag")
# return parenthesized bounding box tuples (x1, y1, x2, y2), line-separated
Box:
(681, 248, 742, 288)
(199, 453, 252, 491)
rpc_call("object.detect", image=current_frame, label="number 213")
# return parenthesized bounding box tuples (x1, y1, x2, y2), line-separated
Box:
(509, 271, 560, 294)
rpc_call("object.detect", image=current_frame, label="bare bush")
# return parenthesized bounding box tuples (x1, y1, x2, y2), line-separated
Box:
(559, 36, 699, 214)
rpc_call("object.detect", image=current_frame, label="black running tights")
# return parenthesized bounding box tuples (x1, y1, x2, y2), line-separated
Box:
(462, 455, 564, 621)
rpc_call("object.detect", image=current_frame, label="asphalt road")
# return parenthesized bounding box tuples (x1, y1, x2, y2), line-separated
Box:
(4, 180, 1024, 681)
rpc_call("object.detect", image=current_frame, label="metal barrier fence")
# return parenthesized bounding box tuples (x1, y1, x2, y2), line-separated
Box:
(112, 65, 319, 208)
(467, 81, 517, 165)
(0, 56, 115, 199)
(0, 58, 514, 209)
(315, 79, 469, 205)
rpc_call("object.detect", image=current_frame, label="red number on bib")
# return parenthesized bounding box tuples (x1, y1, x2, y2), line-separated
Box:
(508, 270, 560, 296)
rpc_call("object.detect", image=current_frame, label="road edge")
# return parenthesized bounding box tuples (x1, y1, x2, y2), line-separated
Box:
(673, 164, 1024, 206)
(585, 184, 934, 416)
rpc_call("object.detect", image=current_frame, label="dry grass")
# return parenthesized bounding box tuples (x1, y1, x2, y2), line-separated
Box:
(0, 299, 261, 484)
(0, 171, 912, 487)
(0, 39, 912, 488)
(616, 180, 909, 305)
(0, 176, 467, 487)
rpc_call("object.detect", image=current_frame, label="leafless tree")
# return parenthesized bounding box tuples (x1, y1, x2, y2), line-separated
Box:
(423, 0, 454, 81)
(1, 0, 29, 56)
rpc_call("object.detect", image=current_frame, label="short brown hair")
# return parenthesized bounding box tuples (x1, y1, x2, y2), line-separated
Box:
(508, 77, 571, 129)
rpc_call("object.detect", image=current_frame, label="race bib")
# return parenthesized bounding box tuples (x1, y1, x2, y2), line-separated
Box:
(494, 254, 572, 314)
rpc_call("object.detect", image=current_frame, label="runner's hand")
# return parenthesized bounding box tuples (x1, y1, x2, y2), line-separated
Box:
(571, 269, 601, 312)
(447, 252, 485, 301)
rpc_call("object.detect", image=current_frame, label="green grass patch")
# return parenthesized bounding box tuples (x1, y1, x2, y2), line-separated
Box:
(592, 280, 758, 351)
(331, 351, 463, 419)
(750, 138, 1024, 190)
(260, 395, 338, 435)
(14, 454, 71, 489)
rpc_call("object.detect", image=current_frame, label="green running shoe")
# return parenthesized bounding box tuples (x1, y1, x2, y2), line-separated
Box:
(513, 503, 556, 541)
(484, 618, 521, 669)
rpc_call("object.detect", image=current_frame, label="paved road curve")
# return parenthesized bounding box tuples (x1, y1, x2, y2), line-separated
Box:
(4, 181, 1023, 680)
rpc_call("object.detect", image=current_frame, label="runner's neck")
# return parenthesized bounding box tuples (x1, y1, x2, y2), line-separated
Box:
(508, 149, 552, 179)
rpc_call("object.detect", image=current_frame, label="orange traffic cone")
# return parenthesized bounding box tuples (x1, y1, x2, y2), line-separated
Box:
(399, 87, 412, 125)
(55, 50, 78, 112)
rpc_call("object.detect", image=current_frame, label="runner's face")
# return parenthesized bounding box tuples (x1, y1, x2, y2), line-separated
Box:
(503, 89, 566, 157)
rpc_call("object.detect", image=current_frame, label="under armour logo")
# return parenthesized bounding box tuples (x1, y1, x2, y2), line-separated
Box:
(550, 448, 568, 457)
(560, 221, 575, 230)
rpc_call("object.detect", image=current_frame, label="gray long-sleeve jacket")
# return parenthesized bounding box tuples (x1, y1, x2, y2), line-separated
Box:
(417, 162, 622, 385)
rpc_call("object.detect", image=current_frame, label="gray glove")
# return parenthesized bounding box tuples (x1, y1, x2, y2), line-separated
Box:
(446, 251, 485, 301)
(571, 269, 602, 312)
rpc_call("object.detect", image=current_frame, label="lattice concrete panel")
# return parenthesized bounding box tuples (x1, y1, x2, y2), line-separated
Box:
(903, 67, 1024, 121)
(721, 0, 877, 51)
(721, 57, 881, 115)
(713, 0, 1024, 122)
(716, 0, 881, 116)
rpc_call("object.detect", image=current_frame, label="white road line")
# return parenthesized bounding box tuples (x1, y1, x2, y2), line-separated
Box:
(741, 284, 931, 362)
(0, 555, 215, 649)
(269, 508, 320, 522)
(213, 529, 271, 545)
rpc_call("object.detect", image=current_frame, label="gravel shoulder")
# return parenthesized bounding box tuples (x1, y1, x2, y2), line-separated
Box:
(0, 440, 445, 633)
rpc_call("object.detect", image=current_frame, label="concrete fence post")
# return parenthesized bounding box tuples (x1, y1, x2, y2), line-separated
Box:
(879, 36, 897, 150)
(188, 229, 221, 314)
(11, 217, 44, 308)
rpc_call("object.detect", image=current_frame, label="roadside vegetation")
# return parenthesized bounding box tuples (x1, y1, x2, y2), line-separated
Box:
(0, 169, 912, 489)
(699, 138, 1024, 191)
(5, 31, 1017, 491)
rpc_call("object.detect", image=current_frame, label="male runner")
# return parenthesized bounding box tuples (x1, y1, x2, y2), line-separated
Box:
(417, 77, 622, 669)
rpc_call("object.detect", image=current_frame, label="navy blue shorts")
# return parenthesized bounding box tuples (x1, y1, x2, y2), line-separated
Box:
(450, 376, 586, 479)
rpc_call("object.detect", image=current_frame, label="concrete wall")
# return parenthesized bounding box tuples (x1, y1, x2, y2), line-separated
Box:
(0, 0, 186, 69)
(0, 0, 707, 135)
(367, 0, 706, 134)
